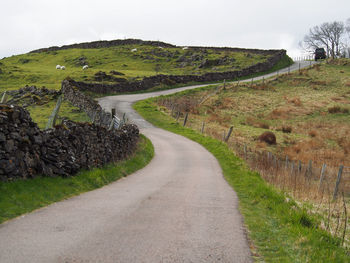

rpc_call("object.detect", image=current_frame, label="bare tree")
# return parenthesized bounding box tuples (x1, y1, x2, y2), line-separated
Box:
(302, 21, 345, 58)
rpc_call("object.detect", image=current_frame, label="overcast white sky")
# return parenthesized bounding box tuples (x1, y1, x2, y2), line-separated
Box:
(1, 0, 349, 59)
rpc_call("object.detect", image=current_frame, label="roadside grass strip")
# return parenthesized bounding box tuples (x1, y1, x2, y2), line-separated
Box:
(0, 135, 154, 224)
(134, 99, 349, 262)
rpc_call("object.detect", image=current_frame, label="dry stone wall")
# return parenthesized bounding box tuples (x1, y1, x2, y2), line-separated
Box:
(0, 104, 139, 181)
(61, 79, 113, 127)
(68, 50, 286, 94)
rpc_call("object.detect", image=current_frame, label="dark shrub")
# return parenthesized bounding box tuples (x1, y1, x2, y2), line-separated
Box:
(258, 131, 277, 145)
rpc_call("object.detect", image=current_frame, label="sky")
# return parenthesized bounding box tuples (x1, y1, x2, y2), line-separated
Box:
(1, 0, 349, 59)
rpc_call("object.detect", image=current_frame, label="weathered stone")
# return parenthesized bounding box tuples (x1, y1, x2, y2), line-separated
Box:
(4, 140, 15, 152)
(0, 132, 5, 142)
(0, 104, 139, 181)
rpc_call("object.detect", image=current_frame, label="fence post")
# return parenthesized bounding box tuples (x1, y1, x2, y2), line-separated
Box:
(0, 91, 7, 103)
(176, 111, 180, 122)
(183, 112, 188, 127)
(262, 76, 265, 85)
(285, 156, 289, 170)
(307, 160, 313, 178)
(318, 163, 327, 191)
(333, 165, 344, 200)
(290, 161, 295, 175)
(244, 144, 247, 160)
(111, 108, 116, 117)
(201, 122, 205, 134)
(91, 111, 97, 124)
(223, 79, 226, 90)
(224, 126, 233, 142)
(298, 160, 302, 174)
(45, 95, 63, 129)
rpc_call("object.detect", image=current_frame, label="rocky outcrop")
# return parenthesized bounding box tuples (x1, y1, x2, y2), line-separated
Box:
(0, 104, 139, 181)
(29, 39, 176, 54)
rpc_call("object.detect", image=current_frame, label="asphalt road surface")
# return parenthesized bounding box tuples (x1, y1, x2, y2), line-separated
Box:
(0, 62, 312, 262)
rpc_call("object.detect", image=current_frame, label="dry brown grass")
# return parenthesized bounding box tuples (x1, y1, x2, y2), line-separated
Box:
(308, 130, 317, 137)
(207, 113, 231, 126)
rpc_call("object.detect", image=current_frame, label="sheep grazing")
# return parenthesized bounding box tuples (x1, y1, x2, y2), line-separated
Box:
(182, 47, 189, 50)
(131, 48, 137, 52)
(56, 65, 61, 69)
(60, 66, 66, 70)
(82, 65, 89, 70)
(158, 46, 164, 49)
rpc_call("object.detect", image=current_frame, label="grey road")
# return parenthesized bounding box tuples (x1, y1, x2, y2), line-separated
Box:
(0, 62, 311, 262)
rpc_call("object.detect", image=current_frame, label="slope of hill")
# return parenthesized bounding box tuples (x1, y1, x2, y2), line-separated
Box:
(0, 39, 289, 93)
(155, 60, 350, 168)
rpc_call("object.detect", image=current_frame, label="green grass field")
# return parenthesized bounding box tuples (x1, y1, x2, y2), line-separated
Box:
(0, 44, 274, 92)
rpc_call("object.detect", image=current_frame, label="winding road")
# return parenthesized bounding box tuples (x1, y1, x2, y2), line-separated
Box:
(0, 62, 313, 263)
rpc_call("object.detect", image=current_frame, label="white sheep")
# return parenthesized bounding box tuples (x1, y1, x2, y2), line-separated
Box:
(131, 48, 137, 52)
(60, 66, 66, 70)
(82, 65, 89, 70)
(158, 46, 164, 49)
(182, 47, 189, 50)
(56, 65, 61, 69)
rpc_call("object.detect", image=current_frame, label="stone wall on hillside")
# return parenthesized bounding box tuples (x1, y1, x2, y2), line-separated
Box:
(29, 38, 283, 55)
(68, 50, 286, 94)
(0, 104, 139, 181)
(29, 39, 176, 53)
(61, 79, 112, 127)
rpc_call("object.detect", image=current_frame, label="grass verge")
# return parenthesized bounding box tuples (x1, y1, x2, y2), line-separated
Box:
(0, 135, 154, 224)
(134, 99, 349, 262)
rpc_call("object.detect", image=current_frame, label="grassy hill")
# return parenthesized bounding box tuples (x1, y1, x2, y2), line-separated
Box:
(155, 60, 350, 168)
(0, 39, 285, 93)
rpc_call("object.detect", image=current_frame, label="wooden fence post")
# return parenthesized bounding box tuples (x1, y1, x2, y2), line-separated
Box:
(307, 160, 313, 178)
(244, 144, 247, 160)
(0, 91, 7, 103)
(176, 111, 180, 122)
(223, 79, 226, 90)
(298, 160, 302, 174)
(111, 108, 116, 117)
(333, 165, 344, 200)
(201, 122, 205, 134)
(91, 111, 97, 124)
(285, 156, 289, 170)
(318, 164, 327, 191)
(224, 126, 233, 142)
(183, 112, 188, 126)
(46, 95, 63, 129)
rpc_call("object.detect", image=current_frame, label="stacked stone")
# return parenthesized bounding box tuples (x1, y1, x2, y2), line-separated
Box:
(0, 104, 139, 181)
(6, 86, 61, 106)
(0, 104, 42, 179)
(61, 80, 113, 128)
